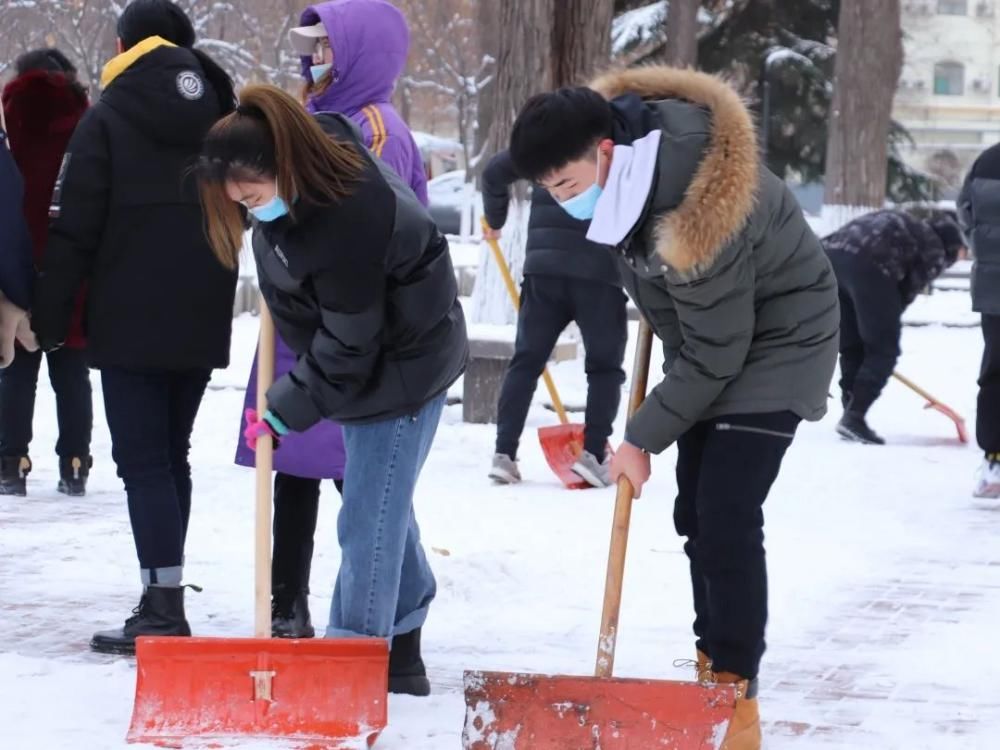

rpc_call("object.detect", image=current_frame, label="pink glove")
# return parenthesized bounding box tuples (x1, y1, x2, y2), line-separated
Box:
(243, 408, 289, 451)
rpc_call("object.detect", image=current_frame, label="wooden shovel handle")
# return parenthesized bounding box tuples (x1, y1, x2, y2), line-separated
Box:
(595, 318, 654, 678)
(482, 219, 570, 425)
(255, 300, 276, 639)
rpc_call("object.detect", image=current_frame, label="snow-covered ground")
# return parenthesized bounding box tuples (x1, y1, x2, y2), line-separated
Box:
(2, 287, 998, 749)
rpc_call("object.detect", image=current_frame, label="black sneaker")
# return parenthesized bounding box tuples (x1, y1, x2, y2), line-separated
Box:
(90, 585, 195, 655)
(836, 412, 885, 445)
(58, 456, 92, 497)
(389, 627, 431, 696)
(0, 456, 31, 496)
(271, 588, 315, 639)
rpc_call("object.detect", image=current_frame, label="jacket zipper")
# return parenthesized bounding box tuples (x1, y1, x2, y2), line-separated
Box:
(715, 422, 795, 439)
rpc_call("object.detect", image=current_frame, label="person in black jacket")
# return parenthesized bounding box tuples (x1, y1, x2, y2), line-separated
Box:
(0, 109, 38, 374)
(959, 142, 1000, 497)
(31, 0, 238, 654)
(822, 208, 964, 444)
(482, 150, 626, 487)
(196, 85, 467, 696)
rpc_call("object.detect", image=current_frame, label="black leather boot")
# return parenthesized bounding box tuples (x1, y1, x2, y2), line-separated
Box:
(0, 456, 31, 496)
(389, 627, 431, 696)
(90, 586, 193, 655)
(58, 456, 92, 497)
(271, 586, 315, 639)
(837, 411, 886, 445)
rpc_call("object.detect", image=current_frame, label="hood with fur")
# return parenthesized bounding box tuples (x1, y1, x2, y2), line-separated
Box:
(590, 66, 759, 275)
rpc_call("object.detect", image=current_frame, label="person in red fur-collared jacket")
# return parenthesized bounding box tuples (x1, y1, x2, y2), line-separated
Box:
(0, 49, 93, 498)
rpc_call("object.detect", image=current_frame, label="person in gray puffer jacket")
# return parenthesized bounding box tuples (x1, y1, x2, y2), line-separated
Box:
(821, 208, 964, 445)
(509, 66, 839, 748)
(959, 141, 1000, 497)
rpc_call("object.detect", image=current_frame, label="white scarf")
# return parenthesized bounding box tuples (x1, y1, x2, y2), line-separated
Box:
(586, 129, 662, 247)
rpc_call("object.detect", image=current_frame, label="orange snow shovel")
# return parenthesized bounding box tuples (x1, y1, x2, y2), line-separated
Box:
(893, 371, 969, 443)
(463, 320, 739, 749)
(483, 220, 590, 489)
(127, 301, 389, 748)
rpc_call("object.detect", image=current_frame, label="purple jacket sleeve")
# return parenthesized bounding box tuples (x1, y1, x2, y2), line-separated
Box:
(356, 110, 429, 207)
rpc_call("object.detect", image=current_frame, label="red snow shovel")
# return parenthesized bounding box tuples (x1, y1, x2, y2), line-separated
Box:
(483, 221, 591, 489)
(893, 371, 969, 443)
(462, 320, 739, 749)
(127, 301, 389, 749)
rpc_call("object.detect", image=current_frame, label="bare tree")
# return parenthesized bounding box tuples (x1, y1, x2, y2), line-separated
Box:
(664, 0, 699, 67)
(551, 0, 614, 87)
(823, 0, 903, 215)
(397, 0, 494, 175)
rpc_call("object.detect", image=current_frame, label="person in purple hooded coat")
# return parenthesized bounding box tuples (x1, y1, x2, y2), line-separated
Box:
(235, 0, 429, 642)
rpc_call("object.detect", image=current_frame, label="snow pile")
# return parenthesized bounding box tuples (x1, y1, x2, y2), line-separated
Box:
(612, 1, 668, 56)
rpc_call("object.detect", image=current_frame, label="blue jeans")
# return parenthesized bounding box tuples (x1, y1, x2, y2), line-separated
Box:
(326, 393, 445, 639)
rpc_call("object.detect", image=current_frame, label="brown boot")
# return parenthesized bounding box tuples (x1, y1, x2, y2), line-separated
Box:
(696, 649, 713, 683)
(714, 671, 761, 750)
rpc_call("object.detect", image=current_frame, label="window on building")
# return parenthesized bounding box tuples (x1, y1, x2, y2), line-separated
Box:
(937, 0, 968, 13)
(934, 62, 965, 95)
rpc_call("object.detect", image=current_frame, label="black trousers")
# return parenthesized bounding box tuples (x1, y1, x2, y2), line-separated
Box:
(101, 368, 210, 585)
(272, 472, 343, 594)
(673, 411, 800, 680)
(495, 275, 627, 459)
(0, 346, 93, 458)
(979, 314, 1000, 456)
(829, 251, 903, 415)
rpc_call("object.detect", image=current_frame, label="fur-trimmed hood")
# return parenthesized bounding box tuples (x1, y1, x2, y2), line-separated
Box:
(590, 66, 759, 274)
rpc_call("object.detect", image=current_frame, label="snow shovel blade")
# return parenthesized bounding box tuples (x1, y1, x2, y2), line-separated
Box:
(924, 400, 970, 443)
(462, 670, 737, 750)
(127, 636, 388, 748)
(537, 423, 591, 490)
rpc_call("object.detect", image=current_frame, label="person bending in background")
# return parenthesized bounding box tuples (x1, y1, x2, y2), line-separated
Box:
(197, 86, 466, 696)
(233, 0, 430, 640)
(822, 208, 964, 445)
(481, 151, 626, 488)
(959, 142, 1000, 497)
(31, 0, 238, 654)
(0, 48, 92, 497)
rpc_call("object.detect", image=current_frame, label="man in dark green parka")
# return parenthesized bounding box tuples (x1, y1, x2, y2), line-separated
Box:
(509, 66, 839, 750)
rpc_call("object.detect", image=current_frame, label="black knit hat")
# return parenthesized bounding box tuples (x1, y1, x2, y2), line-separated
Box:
(117, 0, 196, 51)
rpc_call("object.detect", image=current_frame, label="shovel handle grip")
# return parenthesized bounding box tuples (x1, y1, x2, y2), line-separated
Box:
(483, 218, 570, 424)
(255, 301, 277, 639)
(595, 319, 654, 678)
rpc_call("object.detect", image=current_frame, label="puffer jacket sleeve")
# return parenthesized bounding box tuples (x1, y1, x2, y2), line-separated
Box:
(958, 169, 974, 236)
(481, 150, 520, 230)
(32, 108, 110, 348)
(0, 131, 33, 311)
(266, 247, 387, 433)
(625, 239, 755, 454)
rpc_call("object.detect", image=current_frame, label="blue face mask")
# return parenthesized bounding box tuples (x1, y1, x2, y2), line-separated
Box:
(310, 63, 333, 83)
(557, 148, 604, 221)
(249, 194, 290, 223)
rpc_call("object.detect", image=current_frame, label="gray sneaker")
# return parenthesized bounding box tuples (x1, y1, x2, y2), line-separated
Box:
(571, 450, 611, 488)
(488, 453, 521, 484)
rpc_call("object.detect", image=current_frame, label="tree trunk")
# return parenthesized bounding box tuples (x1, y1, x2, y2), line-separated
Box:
(469, 0, 554, 326)
(663, 0, 700, 67)
(551, 0, 614, 87)
(823, 0, 902, 217)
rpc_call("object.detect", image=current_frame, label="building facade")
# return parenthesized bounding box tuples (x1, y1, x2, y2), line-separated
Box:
(894, 0, 1000, 195)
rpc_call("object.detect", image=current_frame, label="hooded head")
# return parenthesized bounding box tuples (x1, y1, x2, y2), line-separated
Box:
(926, 211, 966, 266)
(295, 0, 409, 115)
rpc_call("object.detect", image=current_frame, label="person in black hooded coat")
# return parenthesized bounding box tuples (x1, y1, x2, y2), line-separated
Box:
(31, 0, 238, 655)
(822, 208, 965, 444)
